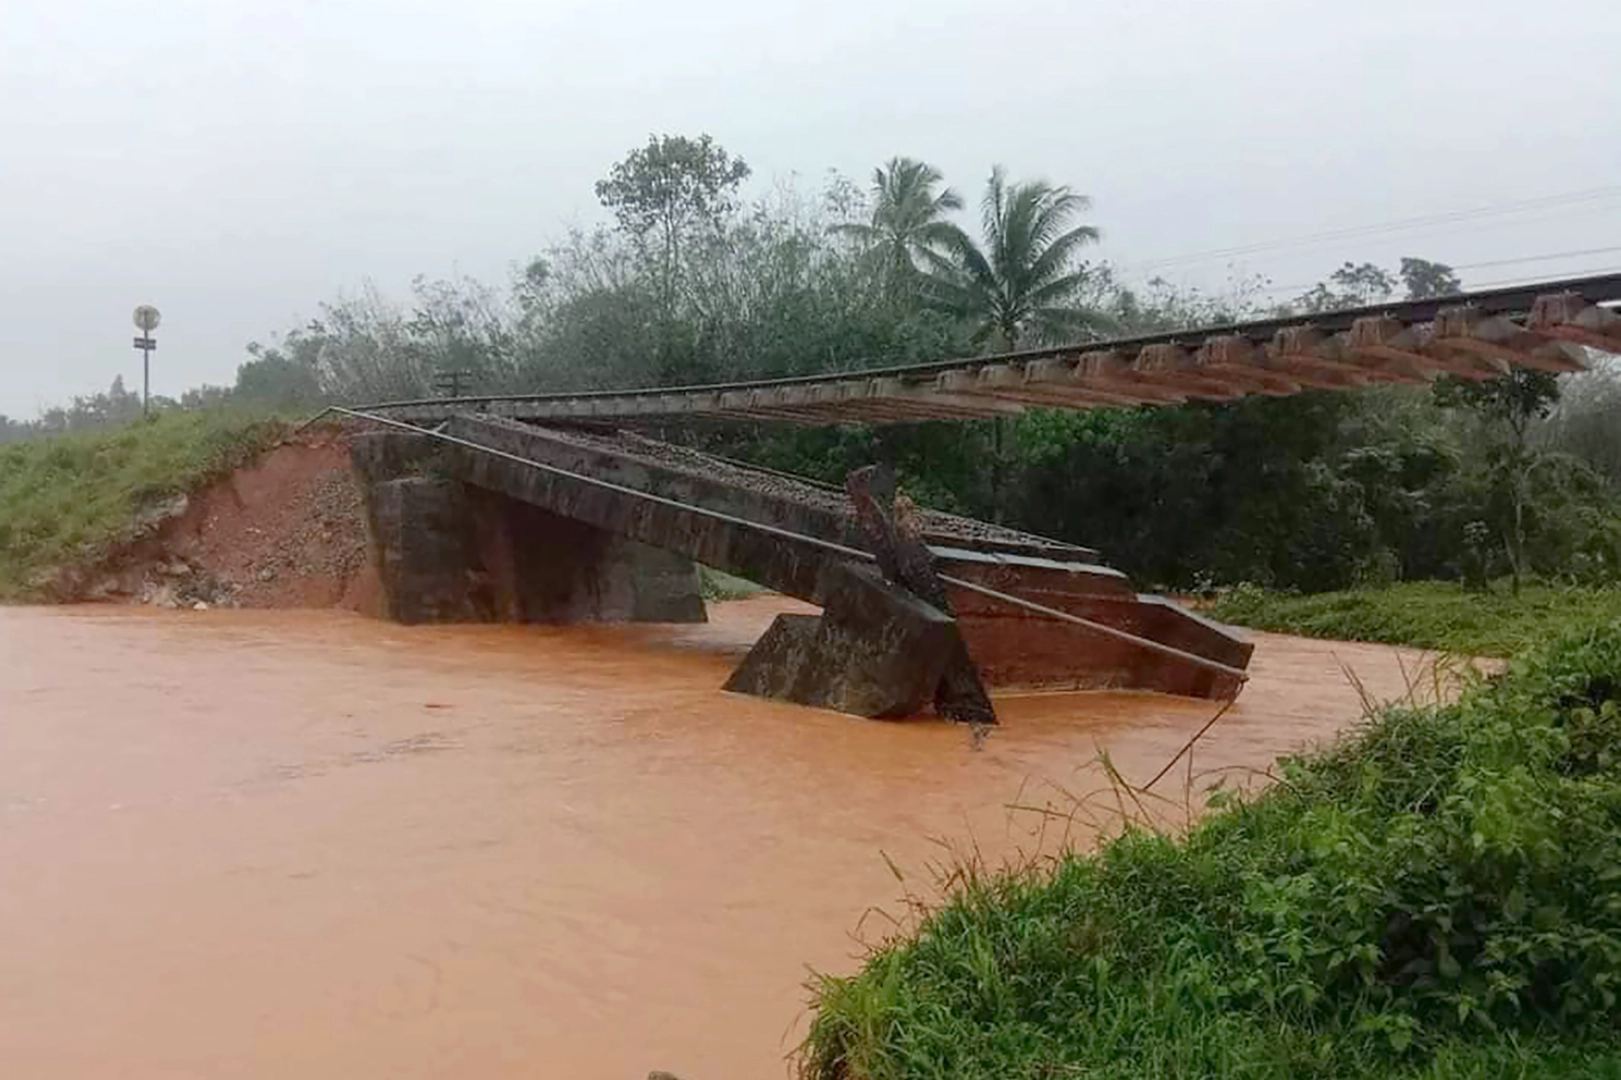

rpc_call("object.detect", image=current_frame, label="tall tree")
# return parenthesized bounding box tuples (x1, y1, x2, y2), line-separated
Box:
(594, 133, 750, 310)
(832, 157, 963, 292)
(1399, 257, 1462, 299)
(914, 167, 1106, 519)
(921, 167, 1106, 351)
(1292, 261, 1397, 314)
(1290, 257, 1460, 313)
(1436, 369, 1562, 594)
(234, 347, 324, 409)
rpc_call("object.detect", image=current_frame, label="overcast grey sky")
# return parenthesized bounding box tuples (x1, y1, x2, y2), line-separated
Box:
(3, 0, 1618, 417)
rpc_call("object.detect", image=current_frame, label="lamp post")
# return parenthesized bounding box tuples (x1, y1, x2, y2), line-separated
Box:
(132, 305, 161, 417)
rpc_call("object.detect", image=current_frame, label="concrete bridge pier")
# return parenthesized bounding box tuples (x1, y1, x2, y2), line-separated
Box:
(350, 432, 705, 626)
(723, 559, 976, 720)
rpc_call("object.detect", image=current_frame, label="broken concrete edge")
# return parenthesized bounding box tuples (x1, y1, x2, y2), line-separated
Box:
(1133, 593, 1256, 669)
(844, 463, 995, 722)
(722, 560, 992, 722)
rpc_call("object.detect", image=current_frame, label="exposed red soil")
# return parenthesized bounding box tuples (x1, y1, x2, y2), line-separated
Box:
(69, 431, 381, 614)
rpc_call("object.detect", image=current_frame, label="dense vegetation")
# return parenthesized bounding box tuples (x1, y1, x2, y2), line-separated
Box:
(802, 619, 1621, 1079)
(6, 133, 1621, 595)
(0, 410, 284, 598)
(1212, 581, 1621, 657)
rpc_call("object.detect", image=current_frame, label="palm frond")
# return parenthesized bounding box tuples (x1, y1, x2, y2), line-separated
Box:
(915, 220, 967, 251)
(1027, 190, 1094, 249)
(1024, 269, 1092, 309)
(1026, 224, 1100, 287)
(927, 225, 998, 292)
(980, 167, 1010, 268)
(919, 165, 1104, 350)
(932, 187, 965, 214)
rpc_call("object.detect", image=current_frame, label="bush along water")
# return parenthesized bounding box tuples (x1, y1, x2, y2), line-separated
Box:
(1209, 580, 1621, 657)
(802, 620, 1621, 1079)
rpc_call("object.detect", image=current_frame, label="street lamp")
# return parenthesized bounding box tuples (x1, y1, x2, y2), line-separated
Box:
(132, 305, 161, 417)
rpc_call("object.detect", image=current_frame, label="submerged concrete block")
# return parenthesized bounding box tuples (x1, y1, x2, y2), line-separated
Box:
(722, 561, 958, 719)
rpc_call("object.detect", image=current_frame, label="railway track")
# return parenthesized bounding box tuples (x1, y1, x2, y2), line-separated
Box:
(352, 271, 1621, 427)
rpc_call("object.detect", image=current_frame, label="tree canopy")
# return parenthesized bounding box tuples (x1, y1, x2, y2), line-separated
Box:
(832, 157, 964, 292)
(921, 166, 1107, 349)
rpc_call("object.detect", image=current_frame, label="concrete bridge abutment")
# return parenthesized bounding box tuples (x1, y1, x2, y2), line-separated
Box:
(350, 431, 705, 626)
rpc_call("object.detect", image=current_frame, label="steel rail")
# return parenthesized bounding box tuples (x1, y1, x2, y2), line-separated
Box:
(349, 270, 1621, 412)
(316, 406, 1249, 685)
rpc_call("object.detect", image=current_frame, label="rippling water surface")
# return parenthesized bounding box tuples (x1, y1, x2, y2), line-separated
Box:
(0, 599, 1433, 1078)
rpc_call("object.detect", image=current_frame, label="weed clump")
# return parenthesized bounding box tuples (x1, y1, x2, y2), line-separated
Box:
(803, 620, 1621, 1079)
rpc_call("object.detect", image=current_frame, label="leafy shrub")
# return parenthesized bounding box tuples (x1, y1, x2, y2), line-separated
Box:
(802, 620, 1621, 1079)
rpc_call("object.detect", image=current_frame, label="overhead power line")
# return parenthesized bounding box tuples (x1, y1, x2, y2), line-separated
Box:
(1248, 250, 1621, 301)
(1260, 266, 1621, 302)
(1122, 185, 1621, 273)
(1465, 264, 1621, 291)
(1449, 245, 1621, 272)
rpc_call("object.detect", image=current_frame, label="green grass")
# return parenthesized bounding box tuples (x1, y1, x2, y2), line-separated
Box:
(699, 565, 763, 601)
(1210, 581, 1621, 657)
(0, 411, 288, 598)
(802, 618, 1621, 1079)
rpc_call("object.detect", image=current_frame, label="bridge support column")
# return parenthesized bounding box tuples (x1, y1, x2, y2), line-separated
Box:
(367, 477, 489, 624)
(351, 431, 705, 626)
(723, 560, 965, 719)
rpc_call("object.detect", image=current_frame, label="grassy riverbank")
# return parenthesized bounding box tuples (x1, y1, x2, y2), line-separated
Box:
(0, 412, 285, 598)
(802, 619, 1621, 1079)
(698, 566, 763, 601)
(1210, 581, 1621, 657)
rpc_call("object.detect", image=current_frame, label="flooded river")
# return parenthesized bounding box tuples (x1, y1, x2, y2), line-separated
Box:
(0, 599, 1436, 1078)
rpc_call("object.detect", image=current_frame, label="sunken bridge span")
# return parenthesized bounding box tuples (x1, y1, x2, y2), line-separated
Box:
(334, 273, 1621, 721)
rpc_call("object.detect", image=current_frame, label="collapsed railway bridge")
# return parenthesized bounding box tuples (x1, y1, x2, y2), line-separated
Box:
(328, 272, 1621, 722)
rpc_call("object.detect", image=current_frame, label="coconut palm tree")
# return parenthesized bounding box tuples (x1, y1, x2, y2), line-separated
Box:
(833, 157, 964, 290)
(922, 167, 1107, 351)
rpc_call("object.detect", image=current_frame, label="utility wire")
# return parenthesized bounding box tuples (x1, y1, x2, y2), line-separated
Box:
(1122, 186, 1621, 273)
(1464, 264, 1621, 291)
(1450, 246, 1621, 272)
(1237, 249, 1621, 301)
(1247, 263, 1621, 303)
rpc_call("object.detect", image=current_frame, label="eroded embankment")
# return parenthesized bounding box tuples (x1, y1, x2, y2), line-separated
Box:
(37, 430, 379, 613)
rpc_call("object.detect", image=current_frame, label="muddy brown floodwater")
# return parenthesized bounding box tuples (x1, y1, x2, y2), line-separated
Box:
(0, 598, 1447, 1079)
